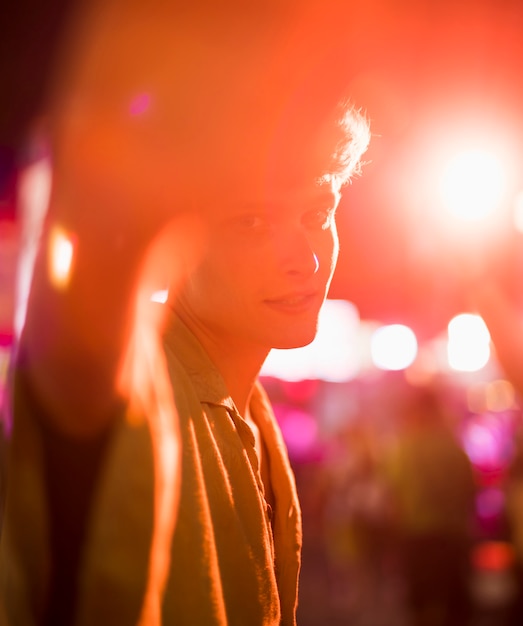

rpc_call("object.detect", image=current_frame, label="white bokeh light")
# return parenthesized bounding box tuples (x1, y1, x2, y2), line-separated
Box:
(447, 313, 491, 372)
(370, 324, 418, 371)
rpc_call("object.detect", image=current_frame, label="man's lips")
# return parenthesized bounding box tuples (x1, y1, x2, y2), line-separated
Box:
(263, 291, 320, 312)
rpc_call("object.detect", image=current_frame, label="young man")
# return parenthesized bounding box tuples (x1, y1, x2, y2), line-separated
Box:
(0, 2, 370, 624)
(157, 105, 369, 624)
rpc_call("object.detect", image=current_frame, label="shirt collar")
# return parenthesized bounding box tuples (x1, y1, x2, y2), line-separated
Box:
(162, 309, 236, 411)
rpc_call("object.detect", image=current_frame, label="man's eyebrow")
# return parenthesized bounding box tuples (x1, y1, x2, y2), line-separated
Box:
(227, 187, 340, 213)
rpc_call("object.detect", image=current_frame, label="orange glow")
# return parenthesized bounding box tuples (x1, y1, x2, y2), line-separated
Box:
(48, 226, 75, 289)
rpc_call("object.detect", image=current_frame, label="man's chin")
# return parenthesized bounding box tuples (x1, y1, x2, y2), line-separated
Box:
(272, 329, 318, 351)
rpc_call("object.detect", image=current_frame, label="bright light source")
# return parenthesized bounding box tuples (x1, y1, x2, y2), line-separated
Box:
(440, 149, 506, 221)
(448, 313, 490, 372)
(370, 324, 418, 371)
(48, 227, 75, 289)
(261, 299, 360, 382)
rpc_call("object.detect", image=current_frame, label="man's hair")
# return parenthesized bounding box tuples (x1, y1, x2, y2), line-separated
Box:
(329, 100, 371, 186)
(267, 92, 370, 193)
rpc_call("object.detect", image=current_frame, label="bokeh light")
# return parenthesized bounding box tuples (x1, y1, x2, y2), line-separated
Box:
(273, 404, 318, 459)
(370, 324, 418, 371)
(471, 541, 515, 572)
(447, 314, 490, 372)
(466, 381, 516, 415)
(462, 421, 503, 468)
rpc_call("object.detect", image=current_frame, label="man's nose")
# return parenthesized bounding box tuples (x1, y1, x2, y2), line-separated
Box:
(276, 231, 320, 277)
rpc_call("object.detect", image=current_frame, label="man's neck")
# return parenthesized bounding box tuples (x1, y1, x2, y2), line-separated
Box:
(203, 338, 267, 418)
(171, 305, 270, 416)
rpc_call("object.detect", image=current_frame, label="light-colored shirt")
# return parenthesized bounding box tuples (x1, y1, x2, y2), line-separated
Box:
(158, 312, 302, 624)
(0, 311, 302, 625)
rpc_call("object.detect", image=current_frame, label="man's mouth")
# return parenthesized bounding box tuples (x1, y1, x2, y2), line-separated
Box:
(264, 291, 319, 312)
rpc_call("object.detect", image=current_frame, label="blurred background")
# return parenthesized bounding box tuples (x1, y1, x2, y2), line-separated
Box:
(2, 0, 523, 624)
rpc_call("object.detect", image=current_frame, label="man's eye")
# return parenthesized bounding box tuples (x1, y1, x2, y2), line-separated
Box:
(235, 215, 267, 230)
(304, 208, 335, 230)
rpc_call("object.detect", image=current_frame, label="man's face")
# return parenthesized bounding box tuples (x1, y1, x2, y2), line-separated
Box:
(175, 177, 341, 356)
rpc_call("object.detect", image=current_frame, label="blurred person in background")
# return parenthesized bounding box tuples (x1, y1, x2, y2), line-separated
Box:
(0, 1, 370, 625)
(385, 385, 476, 626)
(324, 422, 395, 617)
